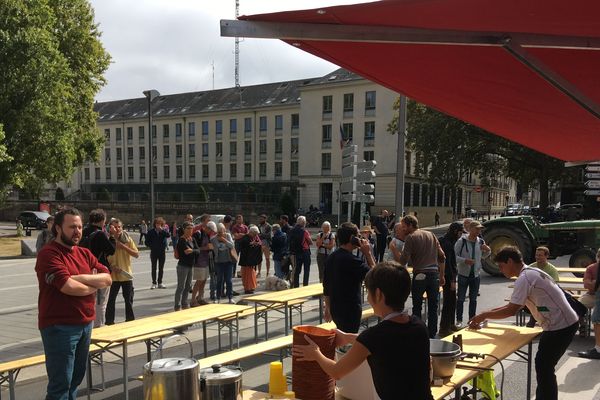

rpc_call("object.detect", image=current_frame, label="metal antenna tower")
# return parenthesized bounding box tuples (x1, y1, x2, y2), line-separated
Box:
(234, 0, 240, 88)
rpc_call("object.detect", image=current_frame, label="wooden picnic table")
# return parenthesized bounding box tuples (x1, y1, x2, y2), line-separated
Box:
(511, 275, 583, 284)
(91, 303, 250, 400)
(244, 283, 324, 339)
(555, 267, 586, 274)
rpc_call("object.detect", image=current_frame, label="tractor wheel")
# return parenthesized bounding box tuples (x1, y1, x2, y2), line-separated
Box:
(568, 248, 594, 278)
(482, 226, 534, 276)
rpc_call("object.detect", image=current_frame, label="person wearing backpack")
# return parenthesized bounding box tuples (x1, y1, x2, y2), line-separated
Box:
(315, 221, 335, 283)
(80, 209, 116, 328)
(174, 221, 199, 311)
(454, 220, 490, 326)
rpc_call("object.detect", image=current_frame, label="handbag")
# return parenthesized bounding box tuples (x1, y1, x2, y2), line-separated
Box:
(229, 247, 239, 263)
(561, 288, 588, 318)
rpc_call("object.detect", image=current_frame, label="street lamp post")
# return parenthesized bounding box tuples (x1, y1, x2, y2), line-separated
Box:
(143, 89, 160, 223)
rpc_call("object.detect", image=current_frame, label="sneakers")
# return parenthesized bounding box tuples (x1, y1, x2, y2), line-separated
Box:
(578, 348, 600, 359)
(232, 290, 240, 296)
(158, 284, 167, 289)
(151, 284, 157, 289)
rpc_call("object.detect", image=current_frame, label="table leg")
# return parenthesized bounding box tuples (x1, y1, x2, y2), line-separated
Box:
(8, 370, 15, 400)
(203, 321, 208, 357)
(236, 314, 240, 348)
(122, 341, 129, 400)
(284, 305, 289, 336)
(254, 303, 259, 343)
(319, 297, 323, 324)
(526, 341, 532, 400)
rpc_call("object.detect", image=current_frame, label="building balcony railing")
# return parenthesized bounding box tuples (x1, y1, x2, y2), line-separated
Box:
(259, 153, 267, 161)
(364, 138, 375, 147)
(244, 131, 252, 139)
(291, 127, 299, 136)
(322, 112, 332, 120)
(275, 153, 282, 160)
(343, 110, 353, 118)
(244, 154, 252, 161)
(322, 141, 332, 149)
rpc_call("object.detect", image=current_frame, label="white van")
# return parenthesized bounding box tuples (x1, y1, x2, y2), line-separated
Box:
(193, 214, 226, 225)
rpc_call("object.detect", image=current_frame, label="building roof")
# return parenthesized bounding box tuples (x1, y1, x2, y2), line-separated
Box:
(94, 74, 331, 122)
(304, 68, 363, 86)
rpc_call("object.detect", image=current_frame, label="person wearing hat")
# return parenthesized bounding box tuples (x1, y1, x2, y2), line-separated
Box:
(438, 222, 464, 337)
(454, 220, 491, 326)
(356, 225, 376, 263)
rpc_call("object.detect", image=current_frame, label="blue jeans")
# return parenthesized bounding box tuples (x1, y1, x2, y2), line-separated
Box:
(209, 261, 217, 299)
(216, 261, 233, 300)
(456, 274, 481, 322)
(40, 322, 93, 400)
(273, 259, 283, 279)
(411, 271, 440, 338)
(174, 264, 194, 309)
(292, 251, 311, 287)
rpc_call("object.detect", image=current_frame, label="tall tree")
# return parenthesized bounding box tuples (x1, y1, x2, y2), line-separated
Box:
(0, 0, 110, 198)
(387, 99, 568, 212)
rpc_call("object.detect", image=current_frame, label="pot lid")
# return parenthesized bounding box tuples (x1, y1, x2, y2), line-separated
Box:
(147, 357, 198, 372)
(200, 364, 242, 384)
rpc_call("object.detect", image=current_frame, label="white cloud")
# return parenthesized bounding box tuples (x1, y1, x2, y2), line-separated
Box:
(90, 0, 360, 101)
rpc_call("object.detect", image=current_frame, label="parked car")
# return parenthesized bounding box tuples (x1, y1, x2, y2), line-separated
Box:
(559, 203, 584, 221)
(502, 203, 523, 216)
(18, 211, 51, 230)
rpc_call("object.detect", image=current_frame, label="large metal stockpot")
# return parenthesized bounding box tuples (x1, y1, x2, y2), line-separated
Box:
(429, 339, 462, 378)
(200, 364, 243, 400)
(143, 335, 200, 400)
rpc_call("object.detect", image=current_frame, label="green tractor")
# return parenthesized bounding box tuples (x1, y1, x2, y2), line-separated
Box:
(481, 215, 600, 276)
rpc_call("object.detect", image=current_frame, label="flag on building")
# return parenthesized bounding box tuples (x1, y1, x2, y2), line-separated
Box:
(339, 124, 346, 149)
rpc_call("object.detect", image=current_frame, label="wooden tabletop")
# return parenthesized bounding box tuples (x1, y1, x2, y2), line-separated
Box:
(244, 283, 323, 304)
(555, 267, 586, 273)
(511, 275, 583, 284)
(91, 304, 250, 343)
(431, 323, 541, 399)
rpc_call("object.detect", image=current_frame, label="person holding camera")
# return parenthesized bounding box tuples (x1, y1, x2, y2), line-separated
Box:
(323, 222, 376, 333)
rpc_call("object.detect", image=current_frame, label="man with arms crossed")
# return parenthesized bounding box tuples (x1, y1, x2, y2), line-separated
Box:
(470, 246, 578, 400)
(36, 208, 112, 400)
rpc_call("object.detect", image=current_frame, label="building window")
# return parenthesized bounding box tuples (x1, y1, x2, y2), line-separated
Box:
(322, 95, 333, 114)
(163, 165, 170, 179)
(364, 151, 375, 161)
(321, 153, 332, 171)
(275, 138, 282, 154)
(127, 127, 133, 140)
(322, 125, 332, 146)
(244, 163, 251, 178)
(84, 168, 90, 181)
(404, 182, 412, 207)
(117, 167, 123, 180)
(128, 167, 134, 180)
(116, 128, 122, 141)
(105, 167, 111, 180)
(140, 147, 145, 160)
(138, 126, 145, 140)
(189, 144, 195, 157)
(291, 137, 299, 155)
(104, 128, 110, 142)
(216, 120, 223, 135)
(405, 151, 411, 175)
(275, 115, 283, 130)
(176, 165, 183, 179)
(275, 162, 282, 177)
(175, 123, 182, 137)
(163, 124, 169, 138)
(152, 146, 157, 160)
(342, 123, 353, 143)
(105, 148, 111, 161)
(216, 142, 223, 157)
(364, 121, 375, 147)
(189, 165, 195, 179)
(230, 163, 237, 178)
(216, 164, 223, 178)
(202, 121, 209, 137)
(230, 142, 237, 157)
(140, 166, 145, 180)
(259, 162, 267, 177)
(365, 91, 376, 111)
(95, 167, 100, 181)
(343, 93, 354, 112)
(127, 147, 133, 160)
(259, 116, 267, 131)
(163, 145, 169, 159)
(244, 140, 252, 155)
(152, 125, 157, 138)
(188, 122, 195, 137)
(229, 118, 237, 133)
(116, 148, 122, 161)
(259, 140, 267, 154)
(413, 183, 420, 205)
(176, 144, 182, 158)
(291, 161, 298, 177)
(244, 117, 252, 133)
(202, 164, 209, 179)
(291, 113, 299, 129)
(152, 166, 157, 179)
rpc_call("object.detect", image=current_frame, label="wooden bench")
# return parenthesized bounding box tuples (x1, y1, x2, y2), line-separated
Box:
(0, 329, 174, 400)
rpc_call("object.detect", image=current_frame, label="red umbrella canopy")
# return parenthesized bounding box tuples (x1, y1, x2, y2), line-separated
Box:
(225, 0, 600, 162)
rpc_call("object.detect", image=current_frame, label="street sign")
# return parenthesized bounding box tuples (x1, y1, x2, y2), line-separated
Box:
(585, 165, 600, 172)
(355, 194, 375, 203)
(355, 183, 375, 194)
(341, 154, 357, 167)
(340, 180, 356, 193)
(342, 165, 357, 178)
(475, 186, 482, 193)
(356, 160, 377, 169)
(584, 190, 600, 196)
(342, 145, 358, 157)
(356, 171, 376, 182)
(585, 181, 600, 189)
(341, 193, 356, 202)
(585, 173, 600, 179)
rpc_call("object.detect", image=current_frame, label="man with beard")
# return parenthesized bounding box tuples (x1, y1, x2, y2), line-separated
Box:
(35, 208, 112, 400)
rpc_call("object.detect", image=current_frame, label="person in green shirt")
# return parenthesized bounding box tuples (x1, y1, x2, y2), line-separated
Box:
(529, 246, 559, 281)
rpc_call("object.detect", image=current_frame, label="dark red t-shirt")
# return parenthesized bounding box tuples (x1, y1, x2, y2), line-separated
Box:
(35, 241, 109, 329)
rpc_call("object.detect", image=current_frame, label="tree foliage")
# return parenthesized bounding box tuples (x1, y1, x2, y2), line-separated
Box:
(387, 99, 568, 210)
(0, 0, 110, 198)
